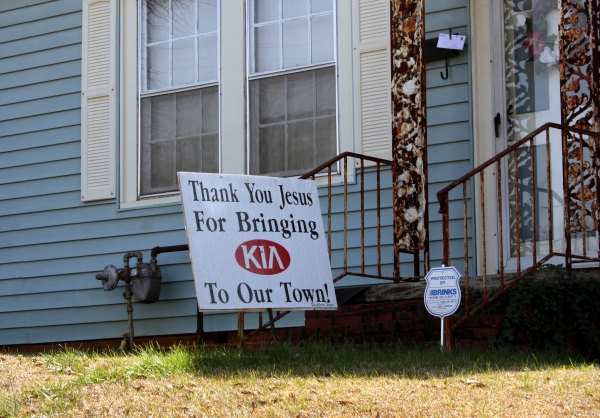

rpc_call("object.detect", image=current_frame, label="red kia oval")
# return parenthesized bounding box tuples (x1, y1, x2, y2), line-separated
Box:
(235, 240, 291, 275)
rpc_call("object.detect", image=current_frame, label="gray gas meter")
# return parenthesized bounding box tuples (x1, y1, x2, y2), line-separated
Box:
(94, 251, 164, 350)
(129, 262, 162, 304)
(95, 256, 162, 303)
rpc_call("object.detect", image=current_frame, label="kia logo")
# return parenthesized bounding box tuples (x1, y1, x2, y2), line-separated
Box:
(235, 240, 290, 275)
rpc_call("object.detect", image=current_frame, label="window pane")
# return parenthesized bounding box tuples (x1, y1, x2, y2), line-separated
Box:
(177, 137, 201, 173)
(198, 34, 218, 82)
(145, 0, 219, 92)
(141, 87, 219, 195)
(311, 14, 334, 64)
(201, 134, 219, 172)
(315, 66, 335, 116)
(316, 116, 336, 164)
(283, 0, 307, 19)
(140, 97, 152, 143)
(254, 24, 280, 72)
(259, 125, 286, 174)
(249, 68, 336, 177)
(173, 38, 197, 86)
(287, 71, 313, 120)
(283, 18, 309, 68)
(147, 0, 169, 43)
(311, 0, 332, 13)
(151, 141, 175, 189)
(176, 90, 201, 138)
(140, 1, 219, 195)
(151, 94, 176, 140)
(202, 86, 219, 133)
(258, 76, 285, 124)
(147, 43, 170, 90)
(198, 0, 218, 34)
(172, 0, 196, 39)
(287, 120, 314, 172)
(254, 0, 279, 23)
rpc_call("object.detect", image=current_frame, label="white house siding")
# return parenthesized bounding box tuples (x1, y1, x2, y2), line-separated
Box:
(0, 0, 473, 346)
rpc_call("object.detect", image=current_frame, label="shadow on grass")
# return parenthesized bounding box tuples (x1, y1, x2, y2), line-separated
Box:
(39, 341, 597, 384)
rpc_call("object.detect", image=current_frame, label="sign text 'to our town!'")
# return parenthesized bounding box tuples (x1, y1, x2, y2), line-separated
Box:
(186, 180, 320, 240)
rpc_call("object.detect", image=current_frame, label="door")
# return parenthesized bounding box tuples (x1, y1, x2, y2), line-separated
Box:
(495, 0, 597, 270)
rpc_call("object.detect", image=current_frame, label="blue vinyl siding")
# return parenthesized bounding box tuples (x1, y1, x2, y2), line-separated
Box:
(0, 0, 474, 346)
(425, 0, 475, 271)
(0, 0, 206, 345)
(332, 0, 474, 284)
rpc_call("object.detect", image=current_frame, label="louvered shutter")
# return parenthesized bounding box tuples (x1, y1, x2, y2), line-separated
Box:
(353, 0, 391, 161)
(81, 0, 116, 201)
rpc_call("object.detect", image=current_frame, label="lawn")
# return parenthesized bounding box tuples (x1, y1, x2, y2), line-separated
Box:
(1, 343, 598, 417)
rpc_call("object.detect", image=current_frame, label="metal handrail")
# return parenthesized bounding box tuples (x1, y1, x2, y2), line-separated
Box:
(437, 123, 598, 214)
(244, 152, 400, 343)
(299, 151, 393, 179)
(436, 122, 600, 341)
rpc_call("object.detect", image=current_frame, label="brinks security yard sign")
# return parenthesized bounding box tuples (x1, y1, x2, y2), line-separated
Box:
(424, 265, 461, 347)
(178, 172, 337, 312)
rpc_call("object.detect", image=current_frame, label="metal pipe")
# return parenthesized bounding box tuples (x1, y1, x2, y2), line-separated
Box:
(360, 157, 365, 274)
(299, 151, 392, 179)
(120, 261, 135, 350)
(513, 149, 522, 274)
(150, 245, 189, 263)
(546, 128, 553, 253)
(238, 312, 244, 348)
(530, 138, 537, 264)
(480, 171, 487, 301)
(579, 133, 587, 257)
(124, 275, 135, 350)
(562, 129, 572, 268)
(328, 165, 332, 260)
(463, 182, 469, 315)
(123, 251, 143, 264)
(497, 160, 504, 289)
(343, 157, 348, 276)
(436, 123, 598, 205)
(377, 163, 381, 276)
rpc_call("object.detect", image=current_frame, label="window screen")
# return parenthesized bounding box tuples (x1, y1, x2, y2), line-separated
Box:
(249, 67, 336, 176)
(249, 0, 336, 177)
(139, 0, 219, 196)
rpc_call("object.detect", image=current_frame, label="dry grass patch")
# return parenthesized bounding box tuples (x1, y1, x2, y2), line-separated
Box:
(1, 344, 598, 417)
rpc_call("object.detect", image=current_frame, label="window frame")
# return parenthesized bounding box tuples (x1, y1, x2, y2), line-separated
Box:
(118, 0, 354, 209)
(137, 0, 221, 199)
(245, 0, 340, 178)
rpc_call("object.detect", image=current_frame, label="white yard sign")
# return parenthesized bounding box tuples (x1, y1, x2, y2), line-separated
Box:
(424, 266, 462, 318)
(424, 266, 462, 348)
(178, 172, 337, 312)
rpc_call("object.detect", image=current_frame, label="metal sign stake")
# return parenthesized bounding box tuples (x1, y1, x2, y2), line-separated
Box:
(440, 317, 444, 349)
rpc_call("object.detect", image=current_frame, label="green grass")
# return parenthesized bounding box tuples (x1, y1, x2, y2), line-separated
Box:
(41, 342, 593, 382)
(2, 343, 597, 417)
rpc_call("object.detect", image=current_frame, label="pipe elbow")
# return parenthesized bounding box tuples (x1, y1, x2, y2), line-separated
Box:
(150, 246, 160, 263)
(123, 251, 144, 265)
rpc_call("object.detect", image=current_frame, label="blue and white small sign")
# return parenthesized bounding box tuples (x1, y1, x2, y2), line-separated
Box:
(424, 266, 461, 318)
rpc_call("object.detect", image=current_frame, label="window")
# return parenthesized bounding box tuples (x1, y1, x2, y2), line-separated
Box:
(139, 0, 219, 196)
(248, 0, 337, 176)
(91, 0, 355, 207)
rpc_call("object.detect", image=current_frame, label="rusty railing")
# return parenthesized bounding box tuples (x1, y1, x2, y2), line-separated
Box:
(300, 151, 424, 283)
(244, 152, 423, 343)
(437, 122, 600, 332)
(150, 152, 412, 345)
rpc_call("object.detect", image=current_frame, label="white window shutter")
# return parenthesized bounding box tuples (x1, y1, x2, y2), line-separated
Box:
(353, 0, 391, 162)
(81, 0, 117, 201)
